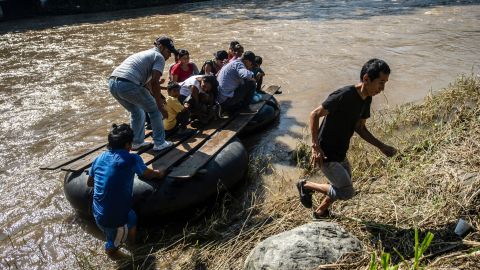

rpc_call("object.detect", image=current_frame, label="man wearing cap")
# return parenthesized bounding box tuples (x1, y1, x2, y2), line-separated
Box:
(216, 51, 257, 115)
(108, 36, 178, 151)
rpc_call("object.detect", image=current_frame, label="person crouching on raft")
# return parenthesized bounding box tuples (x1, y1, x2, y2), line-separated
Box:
(297, 58, 397, 219)
(87, 124, 165, 258)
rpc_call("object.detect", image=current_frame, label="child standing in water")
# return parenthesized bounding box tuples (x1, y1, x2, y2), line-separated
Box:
(87, 124, 165, 259)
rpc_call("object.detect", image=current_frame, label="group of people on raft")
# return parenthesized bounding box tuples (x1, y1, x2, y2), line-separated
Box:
(89, 36, 266, 258)
(87, 35, 398, 259)
(109, 37, 266, 154)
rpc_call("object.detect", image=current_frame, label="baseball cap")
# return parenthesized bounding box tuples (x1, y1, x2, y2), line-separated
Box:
(213, 50, 228, 61)
(154, 36, 178, 54)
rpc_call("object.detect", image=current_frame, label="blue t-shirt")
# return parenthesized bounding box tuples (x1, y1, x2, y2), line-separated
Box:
(89, 149, 147, 228)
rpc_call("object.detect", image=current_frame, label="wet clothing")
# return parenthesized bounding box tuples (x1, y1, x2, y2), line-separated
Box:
(96, 210, 137, 250)
(111, 48, 165, 86)
(89, 149, 147, 228)
(318, 85, 371, 162)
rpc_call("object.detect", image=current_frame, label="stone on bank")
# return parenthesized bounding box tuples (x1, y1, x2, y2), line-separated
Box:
(244, 221, 362, 270)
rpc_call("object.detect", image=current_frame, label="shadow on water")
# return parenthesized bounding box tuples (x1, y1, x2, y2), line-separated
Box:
(0, 0, 478, 34)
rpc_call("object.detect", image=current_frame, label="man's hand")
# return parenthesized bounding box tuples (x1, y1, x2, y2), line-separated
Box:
(310, 143, 325, 168)
(380, 144, 397, 157)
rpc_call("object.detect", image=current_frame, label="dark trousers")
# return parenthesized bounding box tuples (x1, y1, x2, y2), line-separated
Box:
(221, 80, 256, 112)
(165, 110, 190, 136)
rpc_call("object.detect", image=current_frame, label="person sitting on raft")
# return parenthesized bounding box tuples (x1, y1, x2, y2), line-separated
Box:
(87, 123, 165, 259)
(227, 40, 240, 61)
(170, 49, 199, 83)
(199, 50, 228, 76)
(163, 82, 190, 136)
(216, 51, 257, 117)
(229, 44, 244, 63)
(179, 75, 218, 124)
(251, 55, 266, 103)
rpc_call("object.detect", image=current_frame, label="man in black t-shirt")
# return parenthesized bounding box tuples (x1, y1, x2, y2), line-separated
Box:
(296, 59, 397, 219)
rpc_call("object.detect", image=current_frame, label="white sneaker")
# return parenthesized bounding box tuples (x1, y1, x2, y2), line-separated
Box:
(153, 141, 173, 151)
(131, 141, 152, 150)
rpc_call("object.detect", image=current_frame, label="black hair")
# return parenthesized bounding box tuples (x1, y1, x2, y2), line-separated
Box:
(177, 49, 189, 58)
(360, 58, 391, 82)
(108, 123, 134, 150)
(229, 41, 240, 50)
(202, 75, 219, 93)
(242, 51, 256, 63)
(214, 50, 228, 61)
(167, 81, 180, 91)
(255, 56, 263, 66)
(233, 44, 244, 53)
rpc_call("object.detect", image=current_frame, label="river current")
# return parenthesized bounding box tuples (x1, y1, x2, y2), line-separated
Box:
(0, 0, 479, 269)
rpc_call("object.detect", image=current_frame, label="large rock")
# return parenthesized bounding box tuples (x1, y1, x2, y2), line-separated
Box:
(244, 221, 362, 270)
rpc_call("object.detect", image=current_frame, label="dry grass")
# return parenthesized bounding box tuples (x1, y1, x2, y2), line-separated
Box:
(113, 75, 480, 270)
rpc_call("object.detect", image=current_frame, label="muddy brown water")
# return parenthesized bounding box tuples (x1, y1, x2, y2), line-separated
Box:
(0, 0, 479, 268)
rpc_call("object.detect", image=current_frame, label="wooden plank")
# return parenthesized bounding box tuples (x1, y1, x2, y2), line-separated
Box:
(41, 130, 152, 170)
(168, 85, 280, 178)
(40, 142, 106, 170)
(148, 118, 230, 171)
(60, 130, 153, 173)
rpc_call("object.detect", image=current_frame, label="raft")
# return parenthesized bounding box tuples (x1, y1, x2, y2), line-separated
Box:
(244, 95, 280, 133)
(42, 85, 281, 221)
(64, 138, 247, 220)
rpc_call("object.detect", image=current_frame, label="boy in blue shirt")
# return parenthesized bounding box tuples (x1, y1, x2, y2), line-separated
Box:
(87, 123, 165, 258)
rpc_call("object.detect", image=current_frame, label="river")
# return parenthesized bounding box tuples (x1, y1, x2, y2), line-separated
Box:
(0, 0, 479, 269)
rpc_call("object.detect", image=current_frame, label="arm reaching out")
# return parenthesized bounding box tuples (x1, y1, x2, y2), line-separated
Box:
(355, 119, 397, 157)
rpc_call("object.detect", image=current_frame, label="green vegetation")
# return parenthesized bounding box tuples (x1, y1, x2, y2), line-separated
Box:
(369, 229, 434, 270)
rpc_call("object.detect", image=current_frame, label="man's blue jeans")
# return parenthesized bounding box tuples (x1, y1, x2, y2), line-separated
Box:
(108, 79, 166, 146)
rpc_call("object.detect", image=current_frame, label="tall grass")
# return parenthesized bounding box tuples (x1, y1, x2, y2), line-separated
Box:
(93, 74, 480, 270)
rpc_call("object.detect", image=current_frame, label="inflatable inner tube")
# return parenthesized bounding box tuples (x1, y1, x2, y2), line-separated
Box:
(64, 138, 248, 221)
(244, 95, 280, 133)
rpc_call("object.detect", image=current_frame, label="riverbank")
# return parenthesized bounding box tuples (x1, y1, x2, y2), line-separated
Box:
(112, 74, 479, 269)
(0, 0, 205, 20)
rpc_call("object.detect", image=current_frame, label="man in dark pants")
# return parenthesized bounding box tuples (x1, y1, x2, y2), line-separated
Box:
(297, 58, 397, 219)
(216, 51, 257, 115)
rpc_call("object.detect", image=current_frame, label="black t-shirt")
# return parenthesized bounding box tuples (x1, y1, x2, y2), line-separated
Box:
(318, 85, 372, 162)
